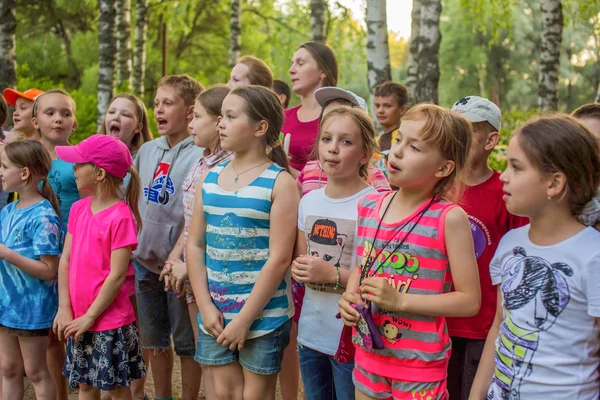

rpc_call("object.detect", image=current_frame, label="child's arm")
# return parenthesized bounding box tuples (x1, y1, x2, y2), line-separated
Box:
(216, 172, 299, 351)
(339, 266, 365, 326)
(361, 207, 481, 317)
(469, 288, 502, 400)
(63, 246, 132, 340)
(0, 245, 58, 280)
(187, 172, 224, 338)
(54, 233, 73, 340)
(291, 229, 352, 288)
(160, 230, 186, 294)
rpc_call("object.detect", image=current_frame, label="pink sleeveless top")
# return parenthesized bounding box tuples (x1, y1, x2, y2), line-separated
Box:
(353, 193, 457, 382)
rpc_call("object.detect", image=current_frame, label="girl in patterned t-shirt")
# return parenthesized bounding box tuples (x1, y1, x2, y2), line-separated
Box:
(339, 104, 481, 400)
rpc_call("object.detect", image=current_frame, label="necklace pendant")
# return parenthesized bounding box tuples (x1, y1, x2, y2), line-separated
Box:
(234, 176, 239, 183)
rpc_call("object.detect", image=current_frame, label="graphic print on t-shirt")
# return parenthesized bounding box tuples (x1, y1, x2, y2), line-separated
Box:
(305, 216, 354, 293)
(143, 162, 175, 205)
(468, 215, 491, 259)
(490, 246, 573, 400)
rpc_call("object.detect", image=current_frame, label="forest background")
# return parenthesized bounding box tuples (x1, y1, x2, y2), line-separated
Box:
(1, 0, 600, 170)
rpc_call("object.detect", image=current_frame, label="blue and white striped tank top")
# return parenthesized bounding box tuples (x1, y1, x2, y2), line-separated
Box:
(199, 161, 294, 338)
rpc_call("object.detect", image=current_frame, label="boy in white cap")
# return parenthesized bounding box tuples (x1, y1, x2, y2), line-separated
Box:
(447, 96, 528, 399)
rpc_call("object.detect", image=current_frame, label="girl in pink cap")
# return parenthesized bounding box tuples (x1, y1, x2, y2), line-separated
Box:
(53, 134, 146, 398)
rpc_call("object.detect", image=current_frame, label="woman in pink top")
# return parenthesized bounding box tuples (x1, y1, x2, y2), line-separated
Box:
(284, 42, 338, 178)
(339, 105, 481, 400)
(53, 135, 146, 397)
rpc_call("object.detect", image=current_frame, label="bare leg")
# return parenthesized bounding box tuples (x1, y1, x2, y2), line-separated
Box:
(278, 322, 299, 400)
(78, 384, 101, 400)
(0, 333, 25, 400)
(242, 367, 278, 400)
(47, 329, 69, 400)
(180, 356, 201, 400)
(210, 363, 244, 400)
(110, 386, 133, 400)
(148, 348, 173, 398)
(20, 336, 56, 400)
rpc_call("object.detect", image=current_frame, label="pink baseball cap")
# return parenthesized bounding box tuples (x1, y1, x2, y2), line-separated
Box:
(55, 134, 133, 179)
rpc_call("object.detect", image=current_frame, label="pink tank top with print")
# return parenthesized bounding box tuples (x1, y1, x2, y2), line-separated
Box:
(353, 192, 457, 383)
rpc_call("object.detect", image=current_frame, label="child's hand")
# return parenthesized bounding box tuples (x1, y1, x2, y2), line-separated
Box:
(159, 263, 173, 291)
(338, 291, 364, 326)
(292, 255, 334, 284)
(53, 307, 73, 340)
(360, 277, 401, 311)
(167, 261, 188, 294)
(63, 314, 96, 341)
(216, 316, 251, 351)
(199, 303, 224, 338)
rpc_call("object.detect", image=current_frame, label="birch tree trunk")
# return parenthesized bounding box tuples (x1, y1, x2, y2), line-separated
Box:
(228, 0, 241, 68)
(414, 0, 441, 104)
(0, 0, 17, 93)
(310, 0, 327, 43)
(116, 0, 132, 90)
(366, 0, 391, 120)
(98, 0, 116, 130)
(537, 0, 563, 111)
(406, 0, 421, 106)
(132, 0, 147, 96)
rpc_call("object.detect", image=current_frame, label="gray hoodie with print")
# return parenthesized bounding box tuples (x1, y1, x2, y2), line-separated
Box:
(133, 135, 203, 274)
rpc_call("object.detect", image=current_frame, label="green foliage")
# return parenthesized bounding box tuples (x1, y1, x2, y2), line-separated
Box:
(488, 109, 539, 171)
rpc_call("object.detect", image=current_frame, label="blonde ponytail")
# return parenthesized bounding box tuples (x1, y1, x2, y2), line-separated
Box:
(125, 166, 142, 232)
(40, 178, 62, 220)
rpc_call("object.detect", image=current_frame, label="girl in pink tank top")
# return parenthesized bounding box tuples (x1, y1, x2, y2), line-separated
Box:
(339, 104, 481, 400)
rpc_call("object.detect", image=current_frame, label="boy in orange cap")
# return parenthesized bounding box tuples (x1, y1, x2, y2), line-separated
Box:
(3, 88, 44, 140)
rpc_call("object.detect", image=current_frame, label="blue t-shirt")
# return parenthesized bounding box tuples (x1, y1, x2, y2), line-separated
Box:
(0, 200, 62, 329)
(48, 159, 80, 228)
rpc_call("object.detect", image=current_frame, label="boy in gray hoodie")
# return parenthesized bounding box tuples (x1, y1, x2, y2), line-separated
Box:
(133, 74, 204, 400)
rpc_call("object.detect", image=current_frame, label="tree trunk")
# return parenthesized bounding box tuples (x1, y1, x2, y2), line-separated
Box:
(116, 0, 132, 90)
(537, 0, 563, 111)
(405, 0, 421, 106)
(228, 0, 241, 68)
(414, 0, 441, 104)
(132, 0, 148, 97)
(366, 0, 391, 121)
(97, 0, 116, 130)
(310, 0, 327, 43)
(0, 0, 17, 93)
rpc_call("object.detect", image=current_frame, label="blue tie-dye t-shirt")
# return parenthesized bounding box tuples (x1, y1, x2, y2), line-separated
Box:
(48, 159, 80, 229)
(0, 199, 62, 330)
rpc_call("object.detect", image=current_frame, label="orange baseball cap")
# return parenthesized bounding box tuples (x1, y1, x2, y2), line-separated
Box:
(2, 88, 44, 106)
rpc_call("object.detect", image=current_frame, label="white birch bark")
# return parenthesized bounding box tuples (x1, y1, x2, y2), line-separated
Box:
(310, 0, 327, 43)
(116, 0, 132, 90)
(406, 0, 421, 105)
(98, 0, 116, 130)
(537, 0, 563, 111)
(366, 0, 391, 120)
(132, 0, 147, 96)
(414, 0, 441, 104)
(0, 0, 16, 93)
(228, 0, 241, 68)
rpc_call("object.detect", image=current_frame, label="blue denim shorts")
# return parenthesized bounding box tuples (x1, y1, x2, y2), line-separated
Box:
(195, 318, 292, 375)
(134, 259, 196, 357)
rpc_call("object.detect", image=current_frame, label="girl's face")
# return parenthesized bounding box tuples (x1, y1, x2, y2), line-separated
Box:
(0, 150, 24, 192)
(387, 119, 453, 190)
(318, 115, 368, 179)
(217, 94, 262, 152)
(289, 48, 324, 96)
(228, 63, 251, 87)
(13, 97, 35, 135)
(154, 85, 192, 137)
(189, 101, 219, 149)
(72, 163, 97, 197)
(104, 97, 142, 149)
(32, 93, 76, 145)
(500, 136, 554, 217)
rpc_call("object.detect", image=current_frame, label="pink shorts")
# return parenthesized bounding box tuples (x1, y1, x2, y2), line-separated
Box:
(353, 363, 448, 400)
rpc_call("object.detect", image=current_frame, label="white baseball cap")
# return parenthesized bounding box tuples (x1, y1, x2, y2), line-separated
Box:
(451, 96, 502, 131)
(314, 87, 368, 112)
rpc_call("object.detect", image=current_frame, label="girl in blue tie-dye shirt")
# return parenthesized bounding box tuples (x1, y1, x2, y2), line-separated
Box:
(0, 140, 62, 399)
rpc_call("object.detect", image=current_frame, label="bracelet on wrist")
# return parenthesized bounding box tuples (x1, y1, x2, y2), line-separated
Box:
(334, 266, 340, 290)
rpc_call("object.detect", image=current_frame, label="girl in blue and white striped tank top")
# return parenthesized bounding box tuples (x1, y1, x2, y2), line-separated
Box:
(187, 86, 299, 399)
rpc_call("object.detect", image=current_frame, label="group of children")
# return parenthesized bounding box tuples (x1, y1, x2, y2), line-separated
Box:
(0, 40, 599, 400)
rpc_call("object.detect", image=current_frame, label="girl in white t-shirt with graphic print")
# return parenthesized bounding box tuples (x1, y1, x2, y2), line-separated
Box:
(292, 106, 378, 400)
(470, 115, 600, 400)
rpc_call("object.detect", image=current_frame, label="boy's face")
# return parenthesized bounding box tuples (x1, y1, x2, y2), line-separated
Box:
(375, 95, 405, 130)
(154, 85, 193, 137)
(578, 117, 600, 142)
